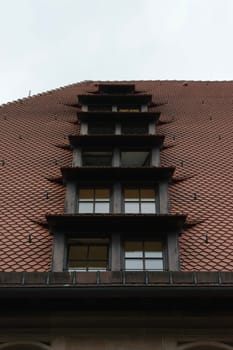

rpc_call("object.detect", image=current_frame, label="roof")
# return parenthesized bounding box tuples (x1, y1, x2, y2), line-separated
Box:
(1, 80, 233, 271)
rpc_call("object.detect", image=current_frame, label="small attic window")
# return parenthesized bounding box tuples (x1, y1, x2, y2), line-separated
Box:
(88, 120, 115, 135)
(98, 84, 135, 94)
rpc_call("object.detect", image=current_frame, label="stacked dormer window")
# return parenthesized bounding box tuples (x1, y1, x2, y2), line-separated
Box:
(47, 83, 186, 273)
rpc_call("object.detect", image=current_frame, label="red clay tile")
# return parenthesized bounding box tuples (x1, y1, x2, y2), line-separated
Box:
(1, 81, 233, 271)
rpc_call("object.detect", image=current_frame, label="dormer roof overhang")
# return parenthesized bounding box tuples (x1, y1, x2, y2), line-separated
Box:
(69, 134, 165, 149)
(46, 213, 186, 234)
(77, 94, 152, 106)
(61, 166, 175, 184)
(77, 111, 161, 123)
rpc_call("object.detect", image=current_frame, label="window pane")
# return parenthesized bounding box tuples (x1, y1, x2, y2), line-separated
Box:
(95, 202, 110, 213)
(89, 245, 108, 260)
(125, 259, 143, 270)
(121, 152, 150, 167)
(82, 152, 112, 166)
(95, 188, 110, 200)
(124, 188, 139, 200)
(88, 260, 108, 270)
(79, 189, 94, 200)
(88, 121, 115, 134)
(145, 259, 163, 270)
(67, 261, 87, 270)
(69, 245, 88, 260)
(125, 202, 140, 213)
(122, 122, 148, 134)
(141, 202, 156, 214)
(140, 189, 155, 200)
(79, 202, 94, 213)
(144, 241, 163, 258)
(124, 241, 143, 257)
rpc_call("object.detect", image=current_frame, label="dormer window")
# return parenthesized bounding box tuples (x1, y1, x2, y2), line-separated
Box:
(88, 105, 112, 112)
(86, 120, 149, 135)
(123, 188, 157, 214)
(121, 121, 148, 134)
(82, 151, 112, 166)
(87, 121, 115, 135)
(121, 151, 150, 167)
(77, 188, 111, 213)
(49, 84, 185, 274)
(68, 237, 109, 271)
(118, 107, 141, 112)
(124, 239, 164, 271)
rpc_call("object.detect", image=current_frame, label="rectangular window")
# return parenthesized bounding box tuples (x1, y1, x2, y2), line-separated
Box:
(121, 151, 150, 167)
(87, 120, 149, 135)
(124, 240, 164, 271)
(88, 121, 115, 135)
(67, 238, 109, 271)
(121, 121, 148, 134)
(124, 188, 157, 214)
(118, 107, 140, 112)
(82, 151, 112, 166)
(88, 105, 112, 112)
(78, 188, 111, 213)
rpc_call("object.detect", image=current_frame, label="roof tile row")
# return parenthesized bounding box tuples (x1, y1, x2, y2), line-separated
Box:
(1, 81, 233, 270)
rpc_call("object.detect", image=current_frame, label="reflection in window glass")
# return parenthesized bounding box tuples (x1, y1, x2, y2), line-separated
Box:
(82, 151, 112, 166)
(121, 151, 150, 167)
(125, 241, 143, 257)
(78, 188, 110, 213)
(124, 188, 156, 214)
(124, 240, 164, 271)
(125, 259, 143, 270)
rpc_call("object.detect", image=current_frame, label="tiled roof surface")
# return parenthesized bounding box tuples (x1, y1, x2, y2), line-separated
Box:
(1, 80, 233, 271)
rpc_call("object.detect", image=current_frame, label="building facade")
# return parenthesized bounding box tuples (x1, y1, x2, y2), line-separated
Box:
(1, 81, 233, 349)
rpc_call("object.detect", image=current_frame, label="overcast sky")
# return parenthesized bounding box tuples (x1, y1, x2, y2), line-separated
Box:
(0, 0, 233, 104)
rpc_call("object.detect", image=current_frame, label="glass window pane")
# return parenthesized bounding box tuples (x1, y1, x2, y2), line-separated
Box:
(89, 246, 108, 260)
(125, 202, 140, 213)
(79, 189, 94, 200)
(82, 152, 112, 166)
(95, 202, 110, 213)
(145, 259, 163, 270)
(140, 189, 155, 200)
(88, 121, 115, 134)
(122, 122, 148, 134)
(121, 152, 150, 167)
(69, 245, 88, 260)
(141, 202, 156, 214)
(125, 259, 143, 270)
(88, 261, 108, 270)
(79, 202, 94, 213)
(124, 241, 143, 257)
(68, 261, 87, 270)
(144, 241, 163, 257)
(124, 188, 139, 200)
(95, 189, 110, 200)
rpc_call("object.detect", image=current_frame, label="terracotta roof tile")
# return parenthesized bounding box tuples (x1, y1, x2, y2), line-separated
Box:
(1, 80, 233, 271)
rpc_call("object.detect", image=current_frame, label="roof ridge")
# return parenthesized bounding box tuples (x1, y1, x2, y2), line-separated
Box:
(0, 80, 91, 109)
(1, 79, 233, 109)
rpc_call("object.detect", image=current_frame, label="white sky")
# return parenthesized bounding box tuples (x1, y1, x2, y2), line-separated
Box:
(0, 0, 233, 104)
